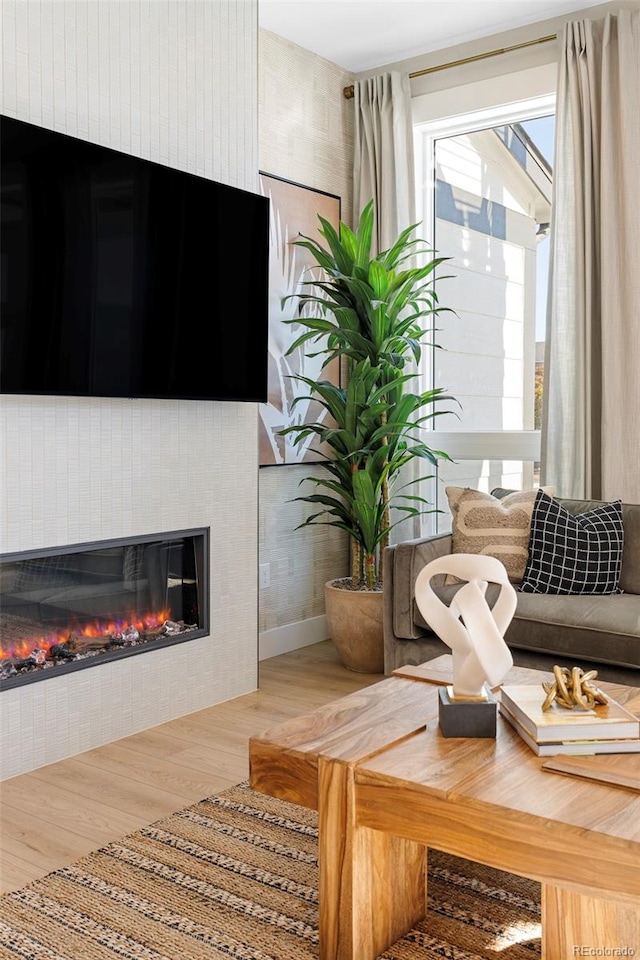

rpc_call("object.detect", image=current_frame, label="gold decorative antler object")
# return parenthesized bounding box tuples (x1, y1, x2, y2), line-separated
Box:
(541, 665, 610, 711)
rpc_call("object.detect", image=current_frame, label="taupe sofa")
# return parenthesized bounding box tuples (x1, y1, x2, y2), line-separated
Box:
(383, 497, 640, 683)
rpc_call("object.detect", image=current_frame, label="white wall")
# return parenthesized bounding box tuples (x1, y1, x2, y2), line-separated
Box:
(369, 2, 617, 98)
(0, 0, 261, 779)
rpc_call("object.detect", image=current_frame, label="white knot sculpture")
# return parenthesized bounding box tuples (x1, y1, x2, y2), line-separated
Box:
(414, 554, 517, 700)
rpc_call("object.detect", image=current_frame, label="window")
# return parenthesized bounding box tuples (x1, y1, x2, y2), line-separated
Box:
(414, 95, 555, 533)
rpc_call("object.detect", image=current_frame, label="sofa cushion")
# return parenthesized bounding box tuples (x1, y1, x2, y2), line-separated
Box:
(521, 491, 624, 595)
(445, 486, 550, 584)
(414, 589, 640, 643)
(410, 585, 640, 670)
(514, 591, 640, 636)
(507, 593, 640, 669)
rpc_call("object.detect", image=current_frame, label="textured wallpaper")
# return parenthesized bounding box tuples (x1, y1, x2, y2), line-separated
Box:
(258, 29, 354, 638)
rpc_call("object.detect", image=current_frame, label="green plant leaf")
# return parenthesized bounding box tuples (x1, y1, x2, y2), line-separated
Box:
(280, 198, 459, 584)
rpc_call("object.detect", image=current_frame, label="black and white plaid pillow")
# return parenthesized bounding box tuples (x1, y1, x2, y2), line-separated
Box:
(520, 490, 624, 595)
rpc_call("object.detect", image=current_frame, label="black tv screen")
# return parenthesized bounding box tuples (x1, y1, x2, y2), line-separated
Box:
(0, 115, 269, 402)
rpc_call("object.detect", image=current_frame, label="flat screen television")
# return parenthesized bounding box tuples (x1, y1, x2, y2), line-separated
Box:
(0, 114, 269, 402)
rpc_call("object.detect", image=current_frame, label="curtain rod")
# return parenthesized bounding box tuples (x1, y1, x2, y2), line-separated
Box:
(342, 33, 557, 99)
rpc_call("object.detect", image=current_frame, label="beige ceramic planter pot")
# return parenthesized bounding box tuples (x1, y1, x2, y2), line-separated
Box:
(324, 579, 384, 674)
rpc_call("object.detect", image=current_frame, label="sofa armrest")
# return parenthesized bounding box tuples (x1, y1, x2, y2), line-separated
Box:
(383, 533, 453, 641)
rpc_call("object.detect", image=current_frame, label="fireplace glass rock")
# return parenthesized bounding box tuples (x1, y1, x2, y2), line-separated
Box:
(0, 528, 209, 689)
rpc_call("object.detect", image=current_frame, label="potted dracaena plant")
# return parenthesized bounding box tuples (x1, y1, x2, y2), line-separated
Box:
(279, 198, 457, 673)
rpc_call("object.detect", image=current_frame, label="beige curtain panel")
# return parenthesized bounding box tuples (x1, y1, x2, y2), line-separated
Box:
(542, 10, 640, 502)
(352, 71, 415, 254)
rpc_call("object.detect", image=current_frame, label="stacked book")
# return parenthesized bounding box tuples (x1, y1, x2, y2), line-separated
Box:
(499, 684, 640, 756)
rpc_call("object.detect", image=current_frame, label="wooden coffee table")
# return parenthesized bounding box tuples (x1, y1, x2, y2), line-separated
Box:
(249, 657, 640, 959)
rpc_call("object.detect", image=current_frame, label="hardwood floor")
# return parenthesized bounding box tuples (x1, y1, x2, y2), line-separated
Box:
(0, 641, 381, 895)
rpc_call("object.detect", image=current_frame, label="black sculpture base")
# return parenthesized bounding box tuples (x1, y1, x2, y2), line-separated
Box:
(438, 686, 497, 738)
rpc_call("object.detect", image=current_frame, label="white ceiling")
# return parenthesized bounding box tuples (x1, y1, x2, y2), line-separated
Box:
(258, 0, 605, 73)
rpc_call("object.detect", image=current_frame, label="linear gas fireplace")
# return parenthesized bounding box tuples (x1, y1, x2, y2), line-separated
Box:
(0, 528, 209, 690)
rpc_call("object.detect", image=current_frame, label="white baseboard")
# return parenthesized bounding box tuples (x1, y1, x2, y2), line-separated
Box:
(259, 615, 329, 661)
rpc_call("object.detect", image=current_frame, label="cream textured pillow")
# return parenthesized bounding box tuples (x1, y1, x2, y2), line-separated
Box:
(445, 486, 554, 584)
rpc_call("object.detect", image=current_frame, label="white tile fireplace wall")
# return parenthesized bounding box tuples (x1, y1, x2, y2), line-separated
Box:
(0, 1, 260, 780)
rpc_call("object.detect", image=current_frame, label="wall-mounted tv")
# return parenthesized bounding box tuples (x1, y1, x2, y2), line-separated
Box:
(0, 115, 269, 402)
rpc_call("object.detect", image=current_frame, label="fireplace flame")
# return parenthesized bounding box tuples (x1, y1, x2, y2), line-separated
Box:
(0, 608, 171, 661)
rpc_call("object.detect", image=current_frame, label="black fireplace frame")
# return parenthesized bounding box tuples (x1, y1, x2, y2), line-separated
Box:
(0, 527, 210, 691)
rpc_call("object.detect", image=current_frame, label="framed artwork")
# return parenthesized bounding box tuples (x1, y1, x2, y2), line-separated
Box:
(258, 173, 341, 467)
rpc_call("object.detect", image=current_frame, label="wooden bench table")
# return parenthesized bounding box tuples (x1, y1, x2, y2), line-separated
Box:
(248, 656, 640, 959)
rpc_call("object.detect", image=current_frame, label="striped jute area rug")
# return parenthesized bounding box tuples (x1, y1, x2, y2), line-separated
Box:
(0, 781, 541, 960)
